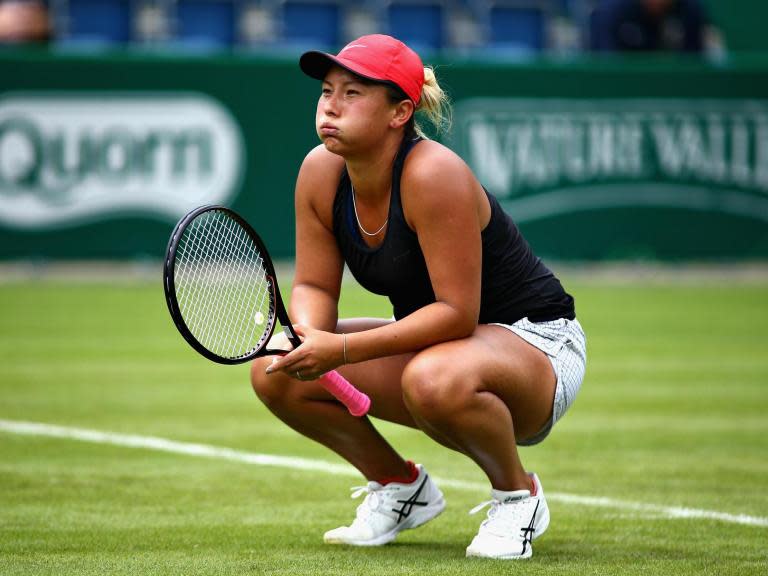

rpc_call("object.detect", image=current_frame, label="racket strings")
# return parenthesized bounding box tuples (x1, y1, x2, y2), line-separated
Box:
(178, 215, 224, 340)
(194, 217, 245, 351)
(182, 213, 270, 357)
(180, 214, 237, 346)
(174, 210, 273, 359)
(211, 217, 269, 355)
(177, 214, 234, 352)
(209, 214, 271, 356)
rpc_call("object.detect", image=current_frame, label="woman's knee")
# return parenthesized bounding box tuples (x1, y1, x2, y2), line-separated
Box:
(250, 358, 292, 407)
(401, 352, 475, 420)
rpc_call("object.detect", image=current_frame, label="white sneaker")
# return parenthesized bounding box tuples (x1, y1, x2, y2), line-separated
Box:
(465, 473, 550, 560)
(323, 464, 446, 546)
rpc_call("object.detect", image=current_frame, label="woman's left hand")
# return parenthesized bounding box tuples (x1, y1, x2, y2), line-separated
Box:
(265, 324, 345, 380)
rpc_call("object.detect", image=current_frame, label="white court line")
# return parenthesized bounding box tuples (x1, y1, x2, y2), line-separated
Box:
(1, 418, 766, 528)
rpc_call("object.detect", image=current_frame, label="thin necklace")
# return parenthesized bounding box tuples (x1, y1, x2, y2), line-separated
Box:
(351, 183, 388, 236)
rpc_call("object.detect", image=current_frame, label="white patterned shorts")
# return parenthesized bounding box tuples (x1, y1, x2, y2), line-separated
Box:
(492, 317, 586, 446)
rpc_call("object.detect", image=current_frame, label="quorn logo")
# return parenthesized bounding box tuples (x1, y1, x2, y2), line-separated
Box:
(451, 99, 768, 223)
(0, 92, 244, 228)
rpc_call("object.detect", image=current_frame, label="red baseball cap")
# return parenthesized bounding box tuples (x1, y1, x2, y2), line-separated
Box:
(300, 34, 424, 104)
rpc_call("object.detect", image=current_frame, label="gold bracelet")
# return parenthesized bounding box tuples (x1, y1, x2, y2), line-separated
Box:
(342, 333, 348, 364)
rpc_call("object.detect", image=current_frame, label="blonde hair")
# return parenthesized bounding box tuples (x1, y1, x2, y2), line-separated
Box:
(371, 66, 451, 138)
(413, 66, 452, 139)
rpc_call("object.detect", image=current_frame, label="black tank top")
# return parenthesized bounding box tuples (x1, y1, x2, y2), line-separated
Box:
(332, 137, 575, 323)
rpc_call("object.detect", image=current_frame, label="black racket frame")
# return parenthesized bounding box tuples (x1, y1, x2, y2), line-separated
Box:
(163, 204, 303, 364)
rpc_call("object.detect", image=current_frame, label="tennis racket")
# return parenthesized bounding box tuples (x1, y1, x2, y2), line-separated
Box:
(163, 205, 371, 417)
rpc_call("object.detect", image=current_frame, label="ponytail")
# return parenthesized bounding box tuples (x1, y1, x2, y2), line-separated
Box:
(379, 66, 452, 139)
(413, 66, 452, 139)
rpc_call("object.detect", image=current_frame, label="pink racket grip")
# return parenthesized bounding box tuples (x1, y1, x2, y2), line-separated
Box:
(320, 370, 371, 417)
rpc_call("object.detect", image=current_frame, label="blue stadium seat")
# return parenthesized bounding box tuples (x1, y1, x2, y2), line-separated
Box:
(488, 4, 546, 53)
(386, 1, 445, 53)
(61, 0, 132, 45)
(176, 0, 237, 48)
(281, 1, 341, 49)
(554, 0, 577, 16)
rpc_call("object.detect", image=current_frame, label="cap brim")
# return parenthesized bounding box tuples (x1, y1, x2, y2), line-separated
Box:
(300, 51, 387, 85)
(299, 51, 339, 80)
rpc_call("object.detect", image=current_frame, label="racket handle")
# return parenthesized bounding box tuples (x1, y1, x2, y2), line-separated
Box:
(320, 370, 371, 417)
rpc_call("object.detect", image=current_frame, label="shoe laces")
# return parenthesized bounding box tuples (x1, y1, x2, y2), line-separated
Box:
(469, 496, 533, 536)
(348, 482, 388, 524)
(350, 483, 377, 500)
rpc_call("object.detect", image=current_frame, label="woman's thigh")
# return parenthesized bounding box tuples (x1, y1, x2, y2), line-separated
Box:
(330, 319, 555, 438)
(402, 324, 557, 442)
(259, 317, 415, 425)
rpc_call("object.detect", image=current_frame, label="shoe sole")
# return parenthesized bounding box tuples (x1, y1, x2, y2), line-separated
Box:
(466, 548, 533, 560)
(324, 497, 446, 546)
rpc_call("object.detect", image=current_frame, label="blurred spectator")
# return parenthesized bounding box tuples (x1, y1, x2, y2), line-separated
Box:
(590, 0, 707, 52)
(0, 0, 50, 44)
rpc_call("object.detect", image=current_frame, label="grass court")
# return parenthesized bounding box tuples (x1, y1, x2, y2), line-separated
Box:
(1, 269, 766, 575)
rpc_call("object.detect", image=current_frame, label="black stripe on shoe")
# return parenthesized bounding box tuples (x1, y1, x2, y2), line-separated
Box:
(520, 500, 540, 556)
(391, 475, 430, 523)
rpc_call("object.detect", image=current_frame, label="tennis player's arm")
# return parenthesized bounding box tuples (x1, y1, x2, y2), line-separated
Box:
(344, 145, 485, 362)
(290, 146, 346, 332)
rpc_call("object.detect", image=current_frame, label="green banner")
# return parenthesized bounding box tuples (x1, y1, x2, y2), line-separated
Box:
(0, 51, 318, 260)
(449, 97, 768, 259)
(1, 50, 767, 261)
